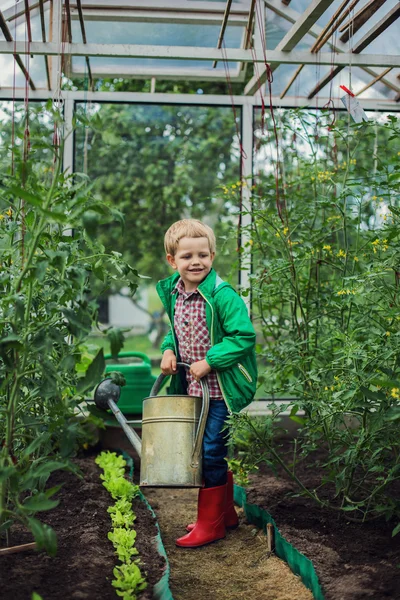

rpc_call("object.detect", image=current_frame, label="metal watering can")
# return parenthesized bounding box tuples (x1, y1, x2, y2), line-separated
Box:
(94, 363, 210, 487)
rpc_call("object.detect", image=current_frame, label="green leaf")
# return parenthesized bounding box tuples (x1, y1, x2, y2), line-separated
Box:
(0, 466, 16, 483)
(27, 517, 57, 556)
(392, 523, 400, 537)
(8, 185, 43, 207)
(22, 432, 52, 459)
(22, 493, 59, 512)
(77, 347, 105, 394)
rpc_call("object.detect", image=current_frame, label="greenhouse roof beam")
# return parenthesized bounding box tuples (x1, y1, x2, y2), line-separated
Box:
(65, 0, 73, 43)
(244, 0, 336, 95)
(68, 0, 251, 17)
(0, 41, 398, 68)
(75, 0, 93, 88)
(280, 0, 359, 99)
(0, 89, 399, 111)
(24, 0, 33, 43)
(243, 0, 257, 49)
(68, 64, 246, 81)
(307, 3, 400, 99)
(2, 0, 49, 23)
(0, 10, 36, 90)
(69, 8, 247, 25)
(38, 0, 51, 90)
(339, 0, 388, 43)
(264, 0, 399, 96)
(213, 0, 233, 68)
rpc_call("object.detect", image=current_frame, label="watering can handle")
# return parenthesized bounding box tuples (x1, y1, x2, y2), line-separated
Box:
(149, 362, 210, 470)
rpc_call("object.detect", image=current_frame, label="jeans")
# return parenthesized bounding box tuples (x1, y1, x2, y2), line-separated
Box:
(202, 400, 229, 488)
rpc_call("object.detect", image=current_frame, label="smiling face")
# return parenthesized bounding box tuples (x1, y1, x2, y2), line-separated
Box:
(167, 236, 215, 292)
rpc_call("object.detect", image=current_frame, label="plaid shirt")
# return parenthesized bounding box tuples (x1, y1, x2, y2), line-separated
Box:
(173, 278, 223, 399)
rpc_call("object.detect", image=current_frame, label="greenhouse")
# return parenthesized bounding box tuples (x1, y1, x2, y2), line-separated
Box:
(0, 1, 399, 599)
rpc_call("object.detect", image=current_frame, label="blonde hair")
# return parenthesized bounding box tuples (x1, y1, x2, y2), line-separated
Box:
(164, 219, 216, 256)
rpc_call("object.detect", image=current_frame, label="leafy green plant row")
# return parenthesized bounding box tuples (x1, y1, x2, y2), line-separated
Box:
(232, 110, 400, 535)
(96, 451, 147, 600)
(0, 103, 138, 552)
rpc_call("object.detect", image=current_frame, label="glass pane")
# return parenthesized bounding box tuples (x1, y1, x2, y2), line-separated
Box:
(0, 54, 48, 88)
(71, 20, 243, 48)
(71, 56, 238, 72)
(74, 102, 242, 349)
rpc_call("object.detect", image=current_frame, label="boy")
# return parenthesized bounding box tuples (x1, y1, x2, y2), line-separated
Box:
(157, 219, 257, 548)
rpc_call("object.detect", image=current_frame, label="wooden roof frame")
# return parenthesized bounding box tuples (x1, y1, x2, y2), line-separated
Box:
(0, 0, 398, 108)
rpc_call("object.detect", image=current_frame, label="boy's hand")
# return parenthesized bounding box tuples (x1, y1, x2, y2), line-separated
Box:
(190, 359, 211, 382)
(161, 350, 177, 375)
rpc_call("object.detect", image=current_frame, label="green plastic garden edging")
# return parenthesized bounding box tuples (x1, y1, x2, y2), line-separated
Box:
(121, 451, 174, 600)
(234, 484, 325, 600)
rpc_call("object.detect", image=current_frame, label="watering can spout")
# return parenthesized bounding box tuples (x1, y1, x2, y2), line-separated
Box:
(93, 378, 142, 457)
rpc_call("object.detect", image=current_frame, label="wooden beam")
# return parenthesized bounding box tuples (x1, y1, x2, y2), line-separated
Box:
(244, 0, 336, 95)
(281, 0, 357, 98)
(312, 0, 362, 53)
(76, 0, 93, 88)
(39, 0, 51, 90)
(243, 0, 257, 49)
(339, 0, 387, 43)
(0, 10, 36, 90)
(24, 0, 33, 43)
(213, 0, 233, 68)
(265, 0, 399, 95)
(0, 41, 398, 68)
(355, 67, 392, 96)
(65, 0, 73, 43)
(307, 3, 400, 99)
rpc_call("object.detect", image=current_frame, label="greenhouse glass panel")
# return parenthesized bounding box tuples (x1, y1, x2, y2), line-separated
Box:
(74, 102, 242, 284)
(71, 20, 243, 49)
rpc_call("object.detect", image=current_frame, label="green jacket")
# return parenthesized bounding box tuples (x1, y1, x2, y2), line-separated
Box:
(156, 268, 257, 413)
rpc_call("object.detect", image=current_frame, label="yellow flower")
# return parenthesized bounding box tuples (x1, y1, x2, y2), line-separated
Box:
(324, 386, 329, 391)
(354, 256, 359, 261)
(331, 386, 335, 391)
(0, 214, 4, 221)
(372, 195, 377, 201)
(337, 249, 346, 258)
(323, 245, 331, 251)
(283, 227, 289, 236)
(371, 239, 380, 246)
(391, 388, 400, 398)
(386, 331, 391, 336)
(6, 208, 12, 217)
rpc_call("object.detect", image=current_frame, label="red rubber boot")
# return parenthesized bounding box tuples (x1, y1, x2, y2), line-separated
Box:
(186, 471, 238, 532)
(176, 484, 226, 548)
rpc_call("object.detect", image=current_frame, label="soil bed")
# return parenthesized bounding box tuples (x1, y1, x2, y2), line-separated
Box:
(246, 439, 400, 600)
(0, 454, 165, 600)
